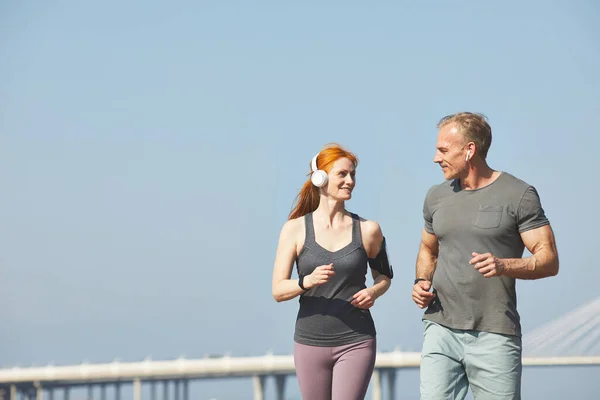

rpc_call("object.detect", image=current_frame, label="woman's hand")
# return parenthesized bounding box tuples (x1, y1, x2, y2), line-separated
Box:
(305, 263, 335, 288)
(351, 288, 377, 309)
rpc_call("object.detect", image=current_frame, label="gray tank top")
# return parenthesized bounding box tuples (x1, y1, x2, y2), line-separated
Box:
(294, 212, 376, 347)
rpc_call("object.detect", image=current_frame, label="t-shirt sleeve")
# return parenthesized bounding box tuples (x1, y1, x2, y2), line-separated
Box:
(423, 188, 435, 234)
(517, 186, 550, 233)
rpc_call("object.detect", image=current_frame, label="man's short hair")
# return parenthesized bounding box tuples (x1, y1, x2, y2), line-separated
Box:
(437, 112, 492, 159)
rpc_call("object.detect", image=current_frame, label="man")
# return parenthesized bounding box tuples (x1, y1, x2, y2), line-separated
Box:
(412, 112, 559, 399)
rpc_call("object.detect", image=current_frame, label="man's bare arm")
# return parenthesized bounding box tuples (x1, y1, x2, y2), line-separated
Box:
(412, 229, 439, 309)
(502, 224, 559, 279)
(416, 228, 439, 280)
(471, 225, 559, 279)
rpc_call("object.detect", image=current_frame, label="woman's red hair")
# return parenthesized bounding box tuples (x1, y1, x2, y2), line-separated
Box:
(288, 143, 359, 220)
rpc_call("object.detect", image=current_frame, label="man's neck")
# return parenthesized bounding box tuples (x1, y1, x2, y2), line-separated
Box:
(459, 162, 500, 190)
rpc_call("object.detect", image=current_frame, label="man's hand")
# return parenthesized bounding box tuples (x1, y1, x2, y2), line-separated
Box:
(412, 280, 435, 309)
(351, 288, 377, 309)
(470, 252, 505, 278)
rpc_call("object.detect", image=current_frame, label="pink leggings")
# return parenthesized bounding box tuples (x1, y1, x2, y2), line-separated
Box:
(293, 338, 376, 400)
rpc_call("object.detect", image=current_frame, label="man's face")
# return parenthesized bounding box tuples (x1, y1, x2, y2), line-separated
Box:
(433, 122, 469, 180)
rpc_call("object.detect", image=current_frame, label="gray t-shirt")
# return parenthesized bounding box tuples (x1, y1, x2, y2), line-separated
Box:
(422, 172, 549, 337)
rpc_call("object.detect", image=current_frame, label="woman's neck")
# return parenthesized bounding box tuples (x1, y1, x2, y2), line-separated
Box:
(313, 198, 347, 228)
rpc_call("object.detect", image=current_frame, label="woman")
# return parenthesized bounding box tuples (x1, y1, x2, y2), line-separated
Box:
(272, 143, 393, 400)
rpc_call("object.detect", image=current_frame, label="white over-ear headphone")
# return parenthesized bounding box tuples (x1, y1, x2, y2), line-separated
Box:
(465, 149, 471, 161)
(310, 153, 328, 187)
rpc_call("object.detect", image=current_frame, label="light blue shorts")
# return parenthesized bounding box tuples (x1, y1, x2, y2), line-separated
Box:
(420, 320, 522, 400)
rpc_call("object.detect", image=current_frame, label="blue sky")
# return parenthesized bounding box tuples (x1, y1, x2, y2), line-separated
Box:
(1, 1, 599, 399)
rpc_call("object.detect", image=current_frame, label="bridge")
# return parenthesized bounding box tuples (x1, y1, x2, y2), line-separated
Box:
(2, 297, 599, 400)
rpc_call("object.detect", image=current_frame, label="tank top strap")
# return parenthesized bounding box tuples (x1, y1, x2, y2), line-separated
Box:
(350, 212, 363, 247)
(304, 212, 316, 244)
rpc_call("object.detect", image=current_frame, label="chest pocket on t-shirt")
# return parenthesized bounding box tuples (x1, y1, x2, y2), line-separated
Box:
(474, 205, 503, 229)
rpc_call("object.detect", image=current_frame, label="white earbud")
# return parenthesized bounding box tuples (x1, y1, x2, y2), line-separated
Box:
(310, 153, 328, 187)
(465, 149, 471, 161)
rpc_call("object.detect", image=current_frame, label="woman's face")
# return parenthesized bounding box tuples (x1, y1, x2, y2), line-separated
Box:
(325, 157, 356, 200)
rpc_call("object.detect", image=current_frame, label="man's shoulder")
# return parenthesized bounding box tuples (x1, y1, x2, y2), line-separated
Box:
(496, 171, 536, 194)
(425, 179, 456, 199)
(498, 171, 531, 187)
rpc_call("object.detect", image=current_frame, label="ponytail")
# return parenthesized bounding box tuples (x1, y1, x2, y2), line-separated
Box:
(289, 179, 320, 220)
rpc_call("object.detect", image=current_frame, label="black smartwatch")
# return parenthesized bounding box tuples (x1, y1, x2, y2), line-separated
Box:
(298, 274, 308, 291)
(414, 278, 429, 285)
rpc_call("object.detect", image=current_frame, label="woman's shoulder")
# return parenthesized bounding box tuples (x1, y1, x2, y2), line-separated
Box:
(354, 214, 384, 258)
(279, 215, 306, 238)
(353, 213, 383, 239)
